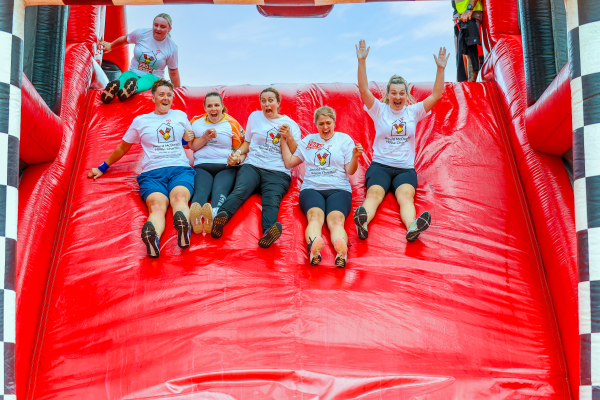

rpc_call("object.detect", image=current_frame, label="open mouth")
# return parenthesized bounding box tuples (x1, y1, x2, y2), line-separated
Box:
(323, 129, 331, 135)
(393, 101, 402, 107)
(210, 111, 218, 118)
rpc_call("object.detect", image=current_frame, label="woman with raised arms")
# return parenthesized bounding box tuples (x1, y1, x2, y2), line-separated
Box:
(188, 92, 245, 234)
(353, 40, 449, 242)
(281, 106, 363, 268)
(210, 88, 302, 248)
(99, 13, 180, 103)
(88, 79, 195, 258)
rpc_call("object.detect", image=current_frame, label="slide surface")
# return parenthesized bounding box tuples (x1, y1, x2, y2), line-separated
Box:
(26, 82, 570, 399)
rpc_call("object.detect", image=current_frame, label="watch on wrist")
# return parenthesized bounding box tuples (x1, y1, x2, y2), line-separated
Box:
(467, 4, 473, 10)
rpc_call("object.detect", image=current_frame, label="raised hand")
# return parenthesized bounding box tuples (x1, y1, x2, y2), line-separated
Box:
(204, 128, 217, 140)
(356, 40, 370, 60)
(183, 129, 195, 143)
(87, 168, 103, 179)
(353, 143, 364, 158)
(98, 40, 112, 54)
(278, 124, 291, 140)
(433, 47, 450, 69)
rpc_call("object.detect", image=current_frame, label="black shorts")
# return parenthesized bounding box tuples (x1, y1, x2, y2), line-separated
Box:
(365, 162, 417, 194)
(299, 189, 352, 218)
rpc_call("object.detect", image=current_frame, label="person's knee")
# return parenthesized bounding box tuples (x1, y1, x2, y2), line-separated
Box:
(170, 188, 190, 204)
(396, 186, 415, 203)
(327, 211, 345, 228)
(306, 208, 324, 224)
(147, 198, 167, 215)
(366, 185, 385, 200)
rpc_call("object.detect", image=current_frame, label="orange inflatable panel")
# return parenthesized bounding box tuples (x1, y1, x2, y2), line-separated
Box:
(23, 83, 570, 399)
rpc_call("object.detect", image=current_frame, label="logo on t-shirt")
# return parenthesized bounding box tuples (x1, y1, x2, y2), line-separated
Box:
(306, 139, 324, 150)
(314, 148, 331, 167)
(137, 50, 157, 73)
(157, 122, 176, 143)
(391, 119, 407, 136)
(266, 128, 280, 145)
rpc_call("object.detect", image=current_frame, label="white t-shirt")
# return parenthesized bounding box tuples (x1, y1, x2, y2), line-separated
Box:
(190, 114, 245, 165)
(127, 29, 178, 78)
(293, 132, 355, 192)
(364, 100, 430, 169)
(244, 111, 302, 175)
(123, 109, 192, 173)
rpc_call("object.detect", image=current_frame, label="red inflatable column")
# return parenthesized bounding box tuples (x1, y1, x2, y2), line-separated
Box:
(566, 0, 600, 398)
(103, 5, 129, 73)
(0, 0, 23, 397)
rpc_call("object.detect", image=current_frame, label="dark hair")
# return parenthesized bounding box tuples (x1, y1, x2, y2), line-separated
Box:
(382, 75, 415, 105)
(151, 78, 174, 95)
(204, 92, 228, 114)
(260, 87, 281, 113)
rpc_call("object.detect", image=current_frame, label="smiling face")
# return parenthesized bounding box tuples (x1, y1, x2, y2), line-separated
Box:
(316, 115, 335, 140)
(204, 95, 224, 123)
(152, 17, 171, 41)
(152, 85, 173, 114)
(260, 92, 280, 119)
(387, 83, 409, 111)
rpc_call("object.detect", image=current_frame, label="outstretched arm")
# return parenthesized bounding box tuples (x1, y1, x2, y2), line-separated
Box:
(423, 47, 450, 113)
(98, 36, 128, 54)
(87, 140, 133, 179)
(356, 40, 376, 110)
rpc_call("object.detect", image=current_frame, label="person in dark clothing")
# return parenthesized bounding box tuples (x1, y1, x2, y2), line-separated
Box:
(452, 0, 483, 82)
(210, 88, 302, 248)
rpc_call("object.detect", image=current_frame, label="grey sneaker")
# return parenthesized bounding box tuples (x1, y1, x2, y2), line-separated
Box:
(406, 211, 431, 242)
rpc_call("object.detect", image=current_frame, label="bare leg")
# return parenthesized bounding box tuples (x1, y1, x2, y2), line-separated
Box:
(327, 211, 347, 245)
(305, 207, 325, 243)
(146, 192, 169, 237)
(362, 185, 385, 224)
(395, 184, 416, 229)
(169, 186, 191, 219)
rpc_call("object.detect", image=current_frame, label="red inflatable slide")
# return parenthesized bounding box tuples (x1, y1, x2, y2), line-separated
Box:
(16, 0, 578, 399)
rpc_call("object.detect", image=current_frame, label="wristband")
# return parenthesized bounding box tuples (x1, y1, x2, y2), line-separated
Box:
(182, 138, 188, 145)
(98, 162, 109, 173)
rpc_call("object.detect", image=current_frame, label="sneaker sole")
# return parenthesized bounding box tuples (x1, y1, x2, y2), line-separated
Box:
(201, 203, 213, 235)
(354, 206, 368, 240)
(141, 222, 159, 258)
(173, 211, 190, 248)
(101, 80, 120, 104)
(334, 237, 348, 268)
(118, 78, 137, 101)
(189, 203, 203, 234)
(259, 222, 282, 248)
(211, 212, 229, 239)
(407, 211, 431, 242)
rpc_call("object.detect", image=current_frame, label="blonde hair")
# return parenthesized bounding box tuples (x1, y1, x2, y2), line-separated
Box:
(381, 75, 415, 105)
(154, 13, 172, 37)
(314, 106, 336, 124)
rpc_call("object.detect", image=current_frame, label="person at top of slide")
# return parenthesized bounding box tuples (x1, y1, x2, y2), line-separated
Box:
(88, 79, 196, 258)
(210, 87, 302, 248)
(188, 92, 245, 235)
(353, 40, 449, 242)
(99, 13, 180, 104)
(281, 106, 363, 268)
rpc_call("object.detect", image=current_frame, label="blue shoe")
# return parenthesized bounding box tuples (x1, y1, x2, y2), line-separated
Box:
(141, 221, 160, 258)
(173, 211, 191, 248)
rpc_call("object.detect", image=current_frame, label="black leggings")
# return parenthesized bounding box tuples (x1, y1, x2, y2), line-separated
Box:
(299, 189, 352, 218)
(219, 164, 291, 233)
(191, 163, 238, 208)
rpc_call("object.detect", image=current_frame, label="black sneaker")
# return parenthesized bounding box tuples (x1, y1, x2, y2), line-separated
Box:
(118, 77, 137, 101)
(406, 211, 431, 242)
(259, 222, 283, 248)
(354, 206, 368, 240)
(211, 211, 229, 239)
(141, 221, 160, 258)
(101, 80, 120, 104)
(173, 211, 191, 248)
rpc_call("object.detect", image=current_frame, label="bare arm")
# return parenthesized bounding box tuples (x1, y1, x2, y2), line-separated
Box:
(280, 134, 303, 169)
(169, 68, 181, 88)
(227, 141, 250, 166)
(87, 140, 133, 179)
(189, 128, 215, 151)
(356, 40, 376, 110)
(344, 143, 363, 175)
(423, 47, 449, 113)
(98, 36, 128, 54)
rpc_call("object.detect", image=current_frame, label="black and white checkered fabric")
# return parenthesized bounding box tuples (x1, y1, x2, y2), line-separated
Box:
(566, 0, 600, 398)
(0, 0, 21, 398)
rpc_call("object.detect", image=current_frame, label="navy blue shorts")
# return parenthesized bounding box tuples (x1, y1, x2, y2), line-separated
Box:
(299, 189, 353, 218)
(136, 166, 196, 202)
(365, 162, 417, 194)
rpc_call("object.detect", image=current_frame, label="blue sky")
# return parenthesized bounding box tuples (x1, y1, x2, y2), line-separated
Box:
(126, 2, 456, 87)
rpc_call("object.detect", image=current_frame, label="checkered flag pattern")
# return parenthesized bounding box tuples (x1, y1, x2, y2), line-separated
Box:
(566, 0, 600, 398)
(0, 0, 22, 398)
